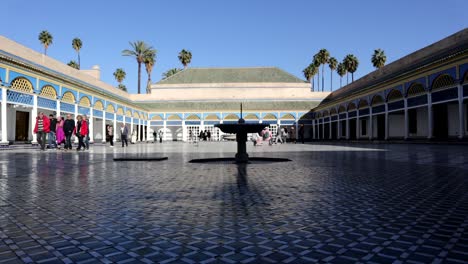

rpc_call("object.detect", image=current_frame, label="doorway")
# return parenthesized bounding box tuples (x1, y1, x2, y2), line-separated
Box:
(349, 119, 357, 139)
(377, 115, 385, 140)
(433, 103, 448, 139)
(331, 122, 337, 139)
(15, 111, 29, 141)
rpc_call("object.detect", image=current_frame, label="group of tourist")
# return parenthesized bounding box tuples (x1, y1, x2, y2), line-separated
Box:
(34, 112, 135, 150)
(188, 129, 212, 143)
(33, 112, 89, 151)
(252, 124, 305, 146)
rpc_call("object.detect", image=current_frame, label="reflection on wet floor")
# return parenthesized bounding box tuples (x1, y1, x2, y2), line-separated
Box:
(0, 142, 467, 263)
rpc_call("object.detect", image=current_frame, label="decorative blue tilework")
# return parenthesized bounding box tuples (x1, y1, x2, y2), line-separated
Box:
(166, 121, 182, 126)
(105, 112, 114, 120)
(203, 121, 219, 125)
(7, 90, 33, 105)
(37, 97, 57, 110)
(280, 120, 295, 125)
(387, 100, 404, 111)
(372, 105, 385, 114)
(151, 121, 164, 126)
(407, 95, 428, 107)
(125, 117, 131, 123)
(431, 87, 458, 103)
(78, 106, 90, 115)
(93, 109, 103, 117)
(117, 115, 123, 122)
(359, 108, 370, 116)
(61, 102, 75, 113)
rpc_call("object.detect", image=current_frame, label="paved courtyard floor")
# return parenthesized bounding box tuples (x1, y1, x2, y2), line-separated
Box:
(0, 142, 467, 263)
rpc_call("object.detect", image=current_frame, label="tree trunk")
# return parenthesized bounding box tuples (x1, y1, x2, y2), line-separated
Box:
(322, 65, 325, 92)
(44, 46, 47, 56)
(138, 62, 141, 94)
(340, 77, 342, 88)
(147, 76, 151, 94)
(346, 73, 349, 85)
(317, 72, 320, 92)
(78, 52, 81, 70)
(352, 73, 354, 82)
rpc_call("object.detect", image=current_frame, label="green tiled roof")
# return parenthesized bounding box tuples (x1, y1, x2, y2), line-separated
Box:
(135, 100, 320, 112)
(157, 67, 307, 84)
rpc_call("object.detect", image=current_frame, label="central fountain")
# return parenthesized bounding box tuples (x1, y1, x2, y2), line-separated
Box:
(189, 104, 291, 164)
(215, 104, 269, 163)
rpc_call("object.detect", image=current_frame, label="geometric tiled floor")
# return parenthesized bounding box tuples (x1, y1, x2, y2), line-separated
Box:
(0, 142, 467, 263)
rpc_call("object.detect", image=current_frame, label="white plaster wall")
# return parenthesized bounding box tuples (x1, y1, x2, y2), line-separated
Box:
(415, 107, 428, 137)
(94, 119, 103, 141)
(373, 116, 378, 138)
(465, 103, 468, 134)
(359, 118, 368, 137)
(447, 103, 459, 137)
(388, 113, 405, 138)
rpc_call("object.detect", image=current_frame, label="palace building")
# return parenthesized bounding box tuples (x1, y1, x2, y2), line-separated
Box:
(1, 28, 467, 147)
(0, 36, 327, 146)
(309, 29, 468, 141)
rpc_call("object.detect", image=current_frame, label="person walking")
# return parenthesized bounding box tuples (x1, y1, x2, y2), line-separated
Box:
(159, 130, 163, 143)
(207, 130, 211, 141)
(107, 125, 114, 147)
(275, 126, 284, 144)
(284, 127, 288, 143)
(131, 130, 137, 144)
(299, 124, 305, 144)
(33, 112, 50, 151)
(74, 115, 88, 151)
(48, 114, 57, 149)
(83, 115, 90, 150)
(290, 126, 296, 144)
(153, 130, 157, 143)
(120, 124, 129, 147)
(63, 114, 75, 150)
(56, 116, 65, 150)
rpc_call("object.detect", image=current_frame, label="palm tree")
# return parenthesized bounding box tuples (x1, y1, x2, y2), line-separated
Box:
(118, 84, 127, 92)
(162, 68, 182, 79)
(344, 54, 359, 82)
(313, 54, 321, 91)
(328, 57, 338, 91)
(316, 49, 330, 91)
(38, 30, 53, 55)
(113, 68, 126, 87)
(303, 64, 318, 91)
(122, 41, 155, 94)
(72, 38, 83, 69)
(371, 49, 387, 69)
(336, 63, 347, 88)
(144, 49, 156, 94)
(67, 60, 79, 69)
(178, 49, 192, 69)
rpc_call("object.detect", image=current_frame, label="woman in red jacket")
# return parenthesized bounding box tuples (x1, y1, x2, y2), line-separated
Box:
(33, 112, 50, 151)
(74, 115, 88, 151)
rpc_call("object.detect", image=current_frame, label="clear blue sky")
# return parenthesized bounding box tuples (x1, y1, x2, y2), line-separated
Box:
(2, 0, 467, 93)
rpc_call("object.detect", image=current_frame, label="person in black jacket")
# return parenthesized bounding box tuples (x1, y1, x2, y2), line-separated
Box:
(48, 114, 58, 149)
(63, 114, 75, 150)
